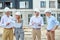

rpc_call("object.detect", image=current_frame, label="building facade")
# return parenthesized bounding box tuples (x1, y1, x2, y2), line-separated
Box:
(0, 0, 60, 26)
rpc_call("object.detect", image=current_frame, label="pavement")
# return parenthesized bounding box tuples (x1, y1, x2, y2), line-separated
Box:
(0, 27, 60, 40)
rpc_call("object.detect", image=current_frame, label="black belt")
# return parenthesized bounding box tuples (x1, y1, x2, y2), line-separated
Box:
(47, 30, 51, 32)
(4, 28, 13, 30)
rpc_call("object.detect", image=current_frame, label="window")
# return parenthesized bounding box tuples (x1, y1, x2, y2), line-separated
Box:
(41, 14, 46, 24)
(0, 12, 3, 21)
(0, 17, 1, 21)
(5, 2, 10, 7)
(28, 14, 32, 24)
(19, 1, 29, 8)
(58, 0, 60, 8)
(10, 2, 13, 8)
(52, 14, 55, 16)
(5, 2, 13, 8)
(40, 1, 46, 8)
(57, 14, 60, 24)
(25, 1, 29, 8)
(0, 2, 2, 8)
(10, 12, 12, 16)
(49, 1, 55, 8)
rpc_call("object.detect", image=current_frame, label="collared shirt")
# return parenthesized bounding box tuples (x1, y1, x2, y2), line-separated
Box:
(0, 15, 14, 28)
(14, 20, 23, 28)
(47, 16, 59, 30)
(29, 16, 44, 28)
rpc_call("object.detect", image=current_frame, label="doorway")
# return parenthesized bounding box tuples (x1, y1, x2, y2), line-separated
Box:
(5, 2, 10, 8)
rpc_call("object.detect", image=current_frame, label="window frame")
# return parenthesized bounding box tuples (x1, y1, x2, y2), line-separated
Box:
(0, 2, 3, 8)
(49, 1, 55, 8)
(19, 1, 29, 9)
(28, 14, 32, 24)
(10, 2, 13, 8)
(40, 14, 46, 24)
(40, 1, 46, 8)
(57, 14, 60, 24)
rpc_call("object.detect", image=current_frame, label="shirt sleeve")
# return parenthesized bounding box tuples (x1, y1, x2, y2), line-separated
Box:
(0, 16, 6, 27)
(41, 17, 44, 26)
(53, 17, 59, 26)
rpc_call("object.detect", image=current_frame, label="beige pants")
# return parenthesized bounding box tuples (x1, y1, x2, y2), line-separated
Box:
(2, 28, 13, 40)
(32, 29, 41, 40)
(46, 31, 55, 40)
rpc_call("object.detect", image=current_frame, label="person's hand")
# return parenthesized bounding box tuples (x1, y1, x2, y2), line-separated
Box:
(6, 23, 10, 26)
(51, 29, 55, 32)
(32, 22, 36, 25)
(38, 24, 41, 26)
(46, 32, 50, 35)
(38, 23, 41, 26)
(12, 26, 15, 28)
(14, 33, 15, 36)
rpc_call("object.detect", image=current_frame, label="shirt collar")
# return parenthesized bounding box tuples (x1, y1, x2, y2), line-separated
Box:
(48, 15, 52, 18)
(5, 15, 10, 18)
(34, 16, 40, 18)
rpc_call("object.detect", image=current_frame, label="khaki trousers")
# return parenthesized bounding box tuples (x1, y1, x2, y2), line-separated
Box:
(32, 29, 41, 40)
(2, 28, 13, 40)
(47, 31, 55, 40)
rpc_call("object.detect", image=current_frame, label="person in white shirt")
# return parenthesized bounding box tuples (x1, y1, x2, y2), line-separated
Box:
(44, 9, 59, 40)
(14, 12, 24, 40)
(29, 8, 44, 40)
(0, 7, 14, 40)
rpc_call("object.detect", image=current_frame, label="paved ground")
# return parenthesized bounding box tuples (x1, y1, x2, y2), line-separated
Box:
(0, 27, 60, 40)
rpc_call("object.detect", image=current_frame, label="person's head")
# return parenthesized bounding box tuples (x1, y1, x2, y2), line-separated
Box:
(4, 7, 11, 16)
(15, 12, 21, 20)
(34, 8, 40, 17)
(44, 9, 51, 17)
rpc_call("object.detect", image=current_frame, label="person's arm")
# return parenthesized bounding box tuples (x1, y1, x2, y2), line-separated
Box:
(0, 16, 11, 28)
(38, 17, 44, 27)
(29, 17, 36, 28)
(54, 19, 59, 30)
(0, 16, 6, 27)
(29, 17, 36, 26)
(52, 17, 59, 31)
(41, 17, 44, 27)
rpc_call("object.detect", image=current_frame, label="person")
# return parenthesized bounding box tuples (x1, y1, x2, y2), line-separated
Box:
(14, 12, 24, 40)
(29, 8, 44, 40)
(0, 7, 14, 40)
(44, 9, 59, 40)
